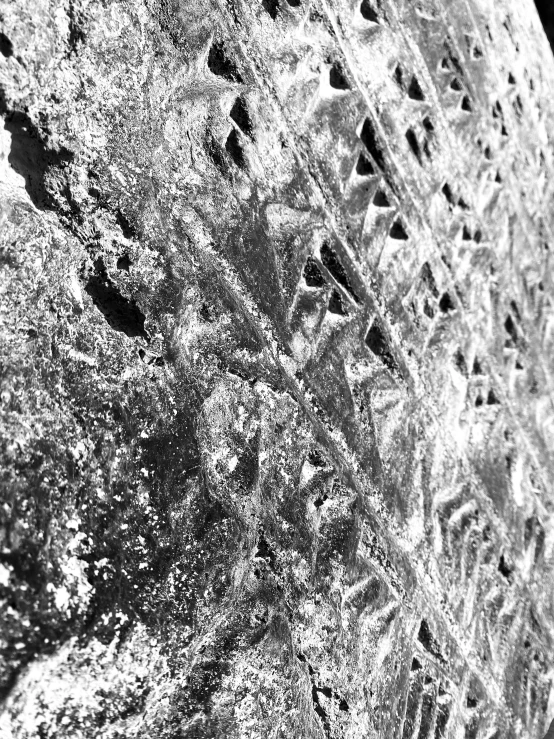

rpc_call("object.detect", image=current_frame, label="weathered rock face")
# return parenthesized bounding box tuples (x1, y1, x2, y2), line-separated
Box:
(1, 0, 554, 737)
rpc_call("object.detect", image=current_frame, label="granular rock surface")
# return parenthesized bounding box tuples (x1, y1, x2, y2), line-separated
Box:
(1, 0, 554, 737)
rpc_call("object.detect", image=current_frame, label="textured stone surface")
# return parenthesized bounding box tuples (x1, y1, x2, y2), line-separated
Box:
(1, 0, 554, 737)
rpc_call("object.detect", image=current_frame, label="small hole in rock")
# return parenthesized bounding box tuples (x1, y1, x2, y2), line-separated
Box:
(461, 95, 472, 112)
(360, 0, 378, 22)
(442, 183, 456, 206)
(365, 320, 398, 373)
(373, 189, 390, 207)
(262, 0, 280, 19)
(454, 348, 467, 374)
(472, 358, 483, 375)
(356, 151, 375, 176)
(498, 554, 512, 579)
(393, 64, 404, 88)
(408, 76, 425, 100)
(508, 72, 516, 85)
(411, 657, 422, 671)
(314, 494, 328, 508)
(304, 257, 326, 287)
(462, 225, 472, 241)
(450, 78, 463, 91)
(207, 41, 243, 83)
(230, 97, 253, 136)
(226, 129, 247, 169)
(439, 292, 455, 312)
(0, 33, 14, 58)
(116, 254, 132, 272)
(422, 116, 434, 133)
(390, 219, 408, 240)
(328, 289, 348, 315)
(359, 117, 386, 170)
(321, 242, 360, 302)
(406, 128, 422, 164)
(475, 394, 483, 407)
(329, 62, 350, 90)
(487, 389, 499, 405)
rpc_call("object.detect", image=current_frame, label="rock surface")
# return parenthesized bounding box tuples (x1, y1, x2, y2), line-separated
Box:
(1, 0, 554, 737)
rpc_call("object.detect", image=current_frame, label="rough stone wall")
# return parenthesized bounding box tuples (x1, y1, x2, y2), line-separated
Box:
(1, 0, 554, 737)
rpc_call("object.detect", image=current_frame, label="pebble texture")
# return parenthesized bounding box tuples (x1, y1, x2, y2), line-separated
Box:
(1, 0, 554, 737)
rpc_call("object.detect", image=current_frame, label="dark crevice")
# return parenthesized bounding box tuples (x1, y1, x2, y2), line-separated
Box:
(408, 76, 425, 101)
(320, 243, 361, 303)
(116, 209, 138, 239)
(439, 292, 455, 313)
(360, 0, 379, 22)
(329, 62, 350, 90)
(116, 254, 132, 272)
(365, 320, 398, 373)
(207, 41, 243, 83)
(406, 128, 422, 164)
(0, 94, 74, 211)
(262, 0, 280, 19)
(486, 389, 500, 405)
(420, 263, 439, 297)
(230, 97, 253, 137)
(442, 183, 456, 207)
(356, 151, 375, 176)
(498, 554, 513, 580)
(373, 189, 390, 207)
(328, 289, 348, 315)
(417, 620, 445, 663)
(0, 32, 14, 58)
(390, 219, 409, 240)
(359, 117, 386, 171)
(454, 349, 467, 375)
(84, 258, 148, 339)
(304, 257, 326, 287)
(504, 314, 518, 345)
(225, 129, 246, 169)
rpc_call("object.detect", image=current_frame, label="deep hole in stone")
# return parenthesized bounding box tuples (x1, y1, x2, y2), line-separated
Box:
(373, 189, 390, 207)
(439, 292, 455, 313)
(442, 183, 456, 207)
(390, 219, 408, 240)
(85, 260, 148, 339)
(0, 32, 13, 58)
(454, 348, 467, 375)
(230, 97, 253, 136)
(262, 0, 279, 18)
(303, 257, 326, 288)
(356, 151, 375, 176)
(116, 254, 132, 272)
(207, 41, 243, 83)
(321, 243, 360, 302)
(360, 0, 378, 22)
(329, 61, 350, 90)
(408, 75, 425, 100)
(225, 129, 246, 169)
(365, 320, 398, 373)
(328, 289, 348, 315)
(359, 117, 386, 170)
(406, 128, 422, 164)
